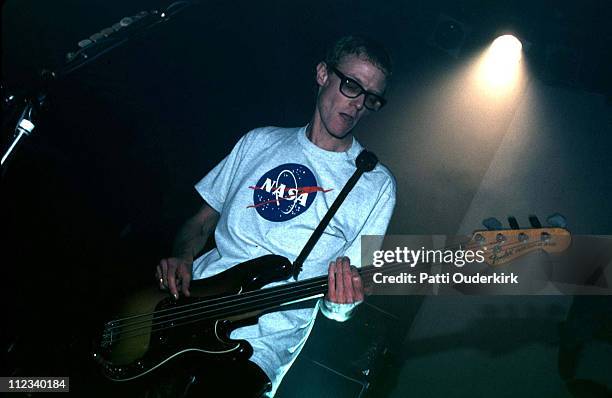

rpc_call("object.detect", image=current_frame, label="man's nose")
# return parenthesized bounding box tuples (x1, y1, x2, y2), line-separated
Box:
(350, 93, 365, 110)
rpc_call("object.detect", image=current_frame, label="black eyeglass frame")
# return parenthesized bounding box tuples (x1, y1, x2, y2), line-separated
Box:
(329, 66, 387, 111)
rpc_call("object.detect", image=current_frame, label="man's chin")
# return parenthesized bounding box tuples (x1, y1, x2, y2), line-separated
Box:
(327, 127, 353, 140)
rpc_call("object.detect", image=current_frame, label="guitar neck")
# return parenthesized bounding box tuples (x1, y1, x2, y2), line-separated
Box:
(238, 264, 388, 314)
(203, 226, 571, 317)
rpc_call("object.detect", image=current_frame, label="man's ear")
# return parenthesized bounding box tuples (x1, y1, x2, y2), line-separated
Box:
(316, 62, 329, 87)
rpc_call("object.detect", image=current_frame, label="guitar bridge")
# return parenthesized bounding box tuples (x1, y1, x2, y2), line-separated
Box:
(101, 321, 117, 348)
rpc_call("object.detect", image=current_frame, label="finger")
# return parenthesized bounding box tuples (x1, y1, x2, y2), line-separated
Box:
(156, 265, 164, 289)
(180, 267, 192, 297)
(351, 267, 364, 302)
(166, 264, 179, 299)
(160, 259, 169, 290)
(341, 258, 354, 303)
(327, 261, 336, 302)
(335, 257, 345, 303)
(175, 275, 182, 293)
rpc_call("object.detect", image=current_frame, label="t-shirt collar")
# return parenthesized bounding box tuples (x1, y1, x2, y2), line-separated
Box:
(297, 124, 363, 162)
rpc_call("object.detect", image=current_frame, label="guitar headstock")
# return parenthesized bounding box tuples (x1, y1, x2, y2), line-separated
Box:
(470, 227, 572, 267)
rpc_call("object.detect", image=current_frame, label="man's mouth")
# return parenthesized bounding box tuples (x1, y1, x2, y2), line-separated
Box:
(339, 112, 354, 123)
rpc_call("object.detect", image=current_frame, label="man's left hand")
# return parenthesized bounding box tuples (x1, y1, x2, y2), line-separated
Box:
(326, 256, 364, 304)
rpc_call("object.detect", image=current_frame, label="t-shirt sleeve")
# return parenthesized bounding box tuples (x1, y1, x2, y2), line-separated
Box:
(194, 132, 251, 212)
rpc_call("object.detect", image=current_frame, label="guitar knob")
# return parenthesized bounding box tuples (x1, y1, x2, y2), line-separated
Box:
(547, 213, 567, 228)
(541, 232, 551, 242)
(518, 232, 529, 242)
(508, 216, 520, 230)
(496, 233, 506, 242)
(528, 215, 542, 228)
(482, 217, 503, 230)
(474, 233, 485, 244)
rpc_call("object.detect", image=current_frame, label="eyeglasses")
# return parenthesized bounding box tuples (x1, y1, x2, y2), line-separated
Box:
(329, 66, 387, 111)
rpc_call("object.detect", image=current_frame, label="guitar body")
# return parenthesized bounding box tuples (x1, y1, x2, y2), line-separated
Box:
(94, 254, 293, 382)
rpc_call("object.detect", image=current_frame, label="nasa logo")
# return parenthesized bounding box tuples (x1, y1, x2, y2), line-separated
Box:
(248, 163, 332, 222)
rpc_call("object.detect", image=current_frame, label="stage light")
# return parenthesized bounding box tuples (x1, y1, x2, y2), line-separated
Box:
(478, 34, 524, 93)
(490, 35, 523, 64)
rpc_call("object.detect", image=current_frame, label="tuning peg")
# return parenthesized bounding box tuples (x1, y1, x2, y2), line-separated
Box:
(507, 216, 520, 230)
(482, 217, 503, 230)
(528, 215, 542, 228)
(547, 213, 567, 228)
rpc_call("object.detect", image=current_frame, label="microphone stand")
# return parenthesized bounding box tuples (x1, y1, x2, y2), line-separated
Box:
(1, 1, 198, 173)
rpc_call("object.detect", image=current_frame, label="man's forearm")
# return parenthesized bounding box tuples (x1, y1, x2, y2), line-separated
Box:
(171, 205, 220, 260)
(171, 220, 208, 260)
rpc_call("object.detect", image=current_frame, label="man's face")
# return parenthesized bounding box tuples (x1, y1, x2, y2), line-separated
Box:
(315, 54, 387, 139)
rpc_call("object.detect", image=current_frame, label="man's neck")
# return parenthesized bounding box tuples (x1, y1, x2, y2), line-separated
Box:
(306, 117, 353, 152)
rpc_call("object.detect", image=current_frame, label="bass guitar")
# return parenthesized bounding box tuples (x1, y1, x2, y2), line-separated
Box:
(94, 226, 571, 382)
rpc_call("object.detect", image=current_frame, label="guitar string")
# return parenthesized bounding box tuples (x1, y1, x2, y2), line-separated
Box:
(105, 241, 473, 327)
(106, 238, 554, 342)
(105, 237, 556, 338)
(107, 241, 474, 331)
(104, 236, 506, 327)
(107, 262, 399, 342)
(108, 228, 564, 329)
(106, 285, 332, 346)
(107, 244, 533, 344)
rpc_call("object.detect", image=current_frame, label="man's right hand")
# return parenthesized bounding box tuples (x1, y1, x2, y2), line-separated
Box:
(155, 202, 219, 300)
(156, 257, 193, 299)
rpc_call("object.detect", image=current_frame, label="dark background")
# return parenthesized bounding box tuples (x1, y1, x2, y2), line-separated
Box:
(2, 0, 612, 397)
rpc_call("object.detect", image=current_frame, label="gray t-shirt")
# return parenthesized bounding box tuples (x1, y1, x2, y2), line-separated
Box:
(193, 125, 396, 395)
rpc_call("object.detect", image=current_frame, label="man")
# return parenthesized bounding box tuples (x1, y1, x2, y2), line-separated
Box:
(156, 35, 396, 397)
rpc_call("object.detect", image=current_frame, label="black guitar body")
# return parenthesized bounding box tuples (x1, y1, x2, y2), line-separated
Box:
(94, 254, 293, 382)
